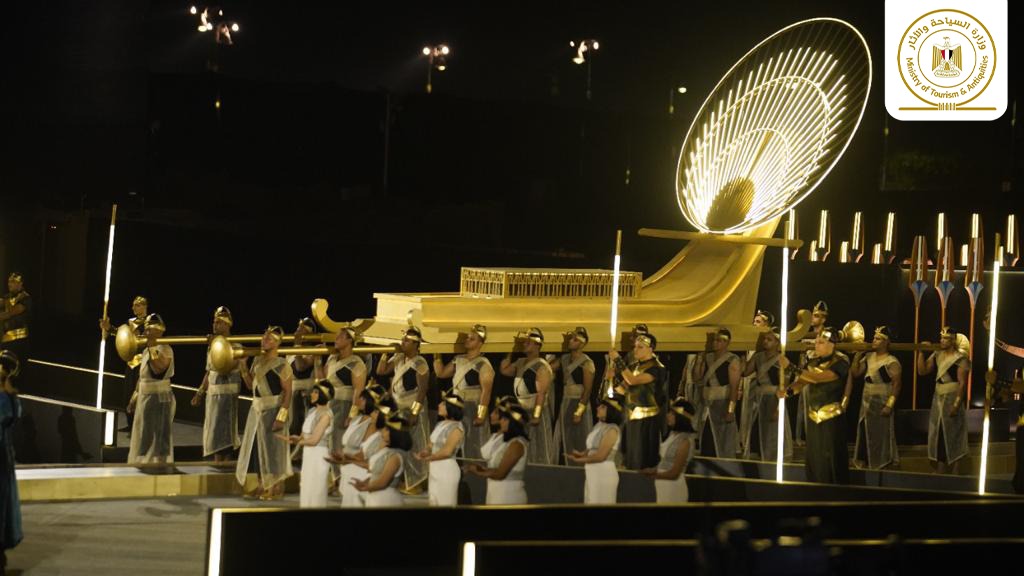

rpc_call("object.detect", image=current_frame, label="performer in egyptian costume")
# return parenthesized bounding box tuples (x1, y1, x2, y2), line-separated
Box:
(851, 326, 901, 469)
(693, 328, 741, 458)
(741, 328, 793, 462)
(550, 327, 596, 466)
(235, 326, 294, 499)
(917, 327, 970, 473)
(376, 326, 431, 489)
(192, 306, 245, 461)
(500, 328, 555, 465)
(127, 314, 175, 464)
(433, 324, 493, 459)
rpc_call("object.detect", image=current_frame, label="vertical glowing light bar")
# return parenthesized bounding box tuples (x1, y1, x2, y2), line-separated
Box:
(850, 211, 864, 262)
(839, 241, 849, 263)
(979, 241, 1001, 495)
(871, 243, 882, 265)
(608, 230, 622, 398)
(817, 209, 830, 261)
(96, 203, 117, 405)
(777, 210, 794, 483)
(1006, 215, 1019, 266)
(208, 509, 223, 576)
(97, 205, 118, 444)
(936, 212, 947, 250)
(462, 542, 477, 576)
(960, 244, 969, 267)
(883, 212, 896, 262)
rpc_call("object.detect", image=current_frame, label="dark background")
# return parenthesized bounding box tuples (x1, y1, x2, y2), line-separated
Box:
(0, 1, 1021, 408)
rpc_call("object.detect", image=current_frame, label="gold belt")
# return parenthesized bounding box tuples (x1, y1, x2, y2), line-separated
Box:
(456, 386, 482, 402)
(1, 328, 28, 343)
(807, 402, 843, 424)
(628, 405, 660, 420)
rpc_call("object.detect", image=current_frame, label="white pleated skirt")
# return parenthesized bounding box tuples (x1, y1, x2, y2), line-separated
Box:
(428, 458, 461, 506)
(299, 445, 330, 508)
(486, 479, 527, 505)
(655, 475, 689, 503)
(583, 461, 619, 504)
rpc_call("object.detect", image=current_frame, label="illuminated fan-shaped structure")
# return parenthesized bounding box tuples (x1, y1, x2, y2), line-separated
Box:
(677, 18, 872, 234)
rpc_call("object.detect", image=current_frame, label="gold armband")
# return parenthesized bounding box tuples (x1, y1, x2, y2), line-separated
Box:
(410, 400, 423, 417)
(348, 405, 360, 419)
(841, 396, 849, 411)
(476, 404, 488, 420)
(275, 407, 290, 423)
(573, 402, 587, 418)
(532, 405, 543, 420)
(885, 396, 896, 409)
(148, 347, 160, 359)
(727, 400, 736, 414)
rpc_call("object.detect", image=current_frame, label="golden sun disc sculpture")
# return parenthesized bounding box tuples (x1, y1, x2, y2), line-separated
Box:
(676, 18, 872, 234)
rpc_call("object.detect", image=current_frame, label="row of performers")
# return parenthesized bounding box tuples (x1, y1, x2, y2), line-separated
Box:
(112, 302, 972, 500)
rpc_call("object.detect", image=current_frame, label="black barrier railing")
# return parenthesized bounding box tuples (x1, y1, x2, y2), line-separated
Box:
(206, 498, 1024, 576)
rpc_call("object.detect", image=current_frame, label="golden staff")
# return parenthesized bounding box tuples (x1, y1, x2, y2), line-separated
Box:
(979, 234, 1002, 494)
(964, 215, 985, 404)
(935, 236, 955, 328)
(908, 235, 929, 409)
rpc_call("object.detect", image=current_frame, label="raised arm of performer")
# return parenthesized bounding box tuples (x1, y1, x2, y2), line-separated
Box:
(917, 342, 936, 376)
(499, 353, 519, 377)
(607, 348, 655, 389)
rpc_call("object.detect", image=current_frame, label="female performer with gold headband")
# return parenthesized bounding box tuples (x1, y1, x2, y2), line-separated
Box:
(433, 324, 493, 459)
(282, 380, 333, 507)
(917, 327, 970, 474)
(192, 307, 246, 462)
(608, 331, 665, 470)
(235, 326, 294, 500)
(336, 383, 391, 507)
(568, 392, 623, 504)
(851, 326, 901, 470)
(465, 403, 531, 505)
(479, 396, 516, 463)
(376, 327, 430, 490)
(551, 327, 596, 466)
(353, 409, 411, 507)
(500, 328, 554, 465)
(418, 390, 466, 506)
(127, 314, 175, 464)
(642, 397, 697, 503)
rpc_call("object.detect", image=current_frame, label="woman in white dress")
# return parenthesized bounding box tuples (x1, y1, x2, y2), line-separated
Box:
(642, 397, 696, 503)
(417, 390, 466, 506)
(478, 396, 516, 464)
(335, 383, 389, 507)
(465, 403, 530, 505)
(353, 409, 411, 507)
(127, 314, 175, 464)
(568, 392, 623, 504)
(283, 381, 333, 507)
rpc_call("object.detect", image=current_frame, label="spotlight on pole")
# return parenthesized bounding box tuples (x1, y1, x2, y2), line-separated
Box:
(422, 43, 453, 94)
